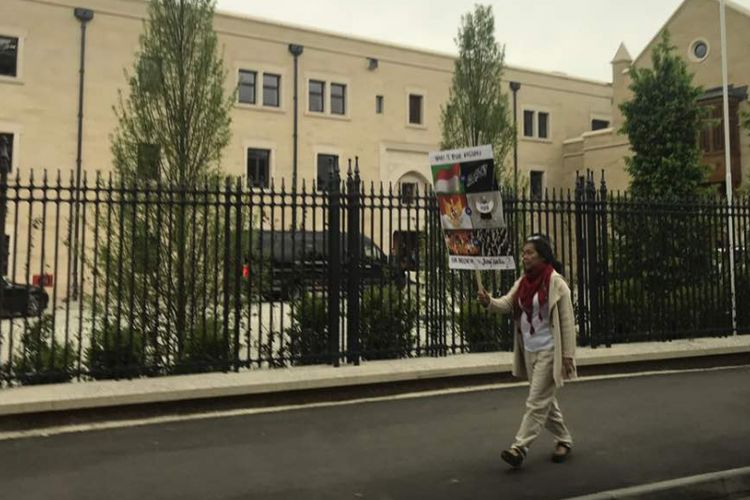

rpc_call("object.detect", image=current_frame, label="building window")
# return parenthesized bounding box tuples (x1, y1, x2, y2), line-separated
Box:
(538, 112, 549, 139)
(139, 57, 162, 93)
(530, 171, 544, 200)
(263, 73, 280, 107)
(238, 70, 257, 104)
(376, 95, 384, 114)
(523, 110, 534, 137)
(316, 154, 338, 191)
(137, 143, 160, 179)
(409, 94, 423, 124)
(0, 36, 18, 78)
(247, 148, 270, 188)
(592, 119, 610, 131)
(0, 133, 14, 171)
(392, 231, 418, 271)
(331, 83, 346, 115)
(309, 80, 325, 112)
(400, 182, 417, 205)
(690, 39, 709, 62)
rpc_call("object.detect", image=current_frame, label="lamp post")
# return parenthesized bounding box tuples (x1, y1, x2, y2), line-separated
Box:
(719, 0, 737, 335)
(289, 43, 303, 230)
(70, 7, 94, 301)
(509, 81, 521, 196)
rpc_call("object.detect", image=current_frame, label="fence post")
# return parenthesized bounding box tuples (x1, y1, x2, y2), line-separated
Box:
(585, 171, 601, 348)
(574, 172, 590, 346)
(327, 158, 341, 367)
(346, 159, 361, 365)
(598, 171, 611, 347)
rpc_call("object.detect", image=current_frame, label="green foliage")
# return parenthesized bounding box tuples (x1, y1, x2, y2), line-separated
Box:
(359, 286, 417, 360)
(85, 323, 149, 380)
(611, 31, 716, 338)
(458, 299, 509, 352)
(441, 4, 514, 181)
(285, 293, 329, 365)
(619, 31, 709, 199)
(173, 317, 231, 374)
(93, 0, 238, 377)
(111, 0, 233, 184)
(12, 315, 75, 385)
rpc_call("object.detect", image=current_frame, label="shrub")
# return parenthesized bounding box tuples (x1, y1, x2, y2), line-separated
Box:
(12, 315, 75, 385)
(173, 317, 231, 374)
(285, 293, 329, 366)
(458, 299, 509, 352)
(359, 285, 417, 360)
(85, 323, 149, 380)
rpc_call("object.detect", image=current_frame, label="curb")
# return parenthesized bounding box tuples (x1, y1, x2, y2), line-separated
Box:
(0, 336, 748, 421)
(565, 465, 750, 499)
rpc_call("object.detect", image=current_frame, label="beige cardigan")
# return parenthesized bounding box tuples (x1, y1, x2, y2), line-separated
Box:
(487, 271, 577, 388)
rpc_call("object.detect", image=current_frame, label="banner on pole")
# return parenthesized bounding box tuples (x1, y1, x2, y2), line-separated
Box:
(428, 145, 515, 270)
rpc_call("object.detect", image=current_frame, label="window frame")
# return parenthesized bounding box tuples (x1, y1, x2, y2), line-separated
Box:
(308, 79, 325, 113)
(0, 35, 19, 79)
(238, 69, 257, 105)
(137, 143, 161, 180)
(408, 93, 424, 125)
(530, 170, 545, 200)
(537, 112, 550, 139)
(316, 153, 339, 192)
(591, 118, 610, 131)
(263, 73, 281, 108)
(376, 95, 384, 114)
(330, 83, 346, 115)
(0, 132, 15, 172)
(247, 148, 272, 189)
(0, 29, 25, 83)
(523, 110, 535, 138)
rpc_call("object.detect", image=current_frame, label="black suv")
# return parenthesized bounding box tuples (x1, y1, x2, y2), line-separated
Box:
(0, 277, 49, 318)
(246, 231, 404, 299)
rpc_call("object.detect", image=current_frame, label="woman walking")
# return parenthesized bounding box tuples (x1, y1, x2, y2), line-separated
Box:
(478, 234, 577, 468)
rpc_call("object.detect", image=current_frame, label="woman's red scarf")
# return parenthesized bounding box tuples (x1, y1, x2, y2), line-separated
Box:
(514, 263, 554, 334)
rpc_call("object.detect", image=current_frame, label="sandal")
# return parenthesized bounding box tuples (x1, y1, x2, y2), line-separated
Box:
(551, 442, 572, 463)
(501, 447, 525, 468)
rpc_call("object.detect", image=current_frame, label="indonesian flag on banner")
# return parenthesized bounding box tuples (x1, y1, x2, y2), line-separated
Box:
(433, 163, 462, 193)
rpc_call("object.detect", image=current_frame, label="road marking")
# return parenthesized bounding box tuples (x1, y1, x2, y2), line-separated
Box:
(0, 364, 745, 442)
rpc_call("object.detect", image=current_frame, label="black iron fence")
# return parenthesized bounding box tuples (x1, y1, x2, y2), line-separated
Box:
(0, 163, 747, 386)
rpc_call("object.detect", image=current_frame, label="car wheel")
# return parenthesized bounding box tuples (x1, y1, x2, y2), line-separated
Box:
(26, 294, 41, 317)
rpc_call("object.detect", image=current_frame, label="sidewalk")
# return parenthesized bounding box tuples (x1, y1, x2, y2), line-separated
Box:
(1, 334, 748, 418)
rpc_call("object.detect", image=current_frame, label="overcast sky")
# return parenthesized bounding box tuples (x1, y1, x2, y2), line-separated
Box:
(215, 0, 750, 82)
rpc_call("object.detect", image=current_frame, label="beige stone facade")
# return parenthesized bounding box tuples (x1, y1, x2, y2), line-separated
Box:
(2, 0, 750, 298)
(564, 0, 750, 193)
(1, 0, 612, 195)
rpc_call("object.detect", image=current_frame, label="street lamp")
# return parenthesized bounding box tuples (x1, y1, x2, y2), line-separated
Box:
(509, 81, 521, 195)
(719, 0, 737, 335)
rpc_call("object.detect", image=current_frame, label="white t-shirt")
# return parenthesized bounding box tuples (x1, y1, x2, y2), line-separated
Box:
(519, 293, 554, 352)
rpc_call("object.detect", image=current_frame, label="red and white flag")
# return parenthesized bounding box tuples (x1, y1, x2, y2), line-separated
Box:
(433, 163, 462, 193)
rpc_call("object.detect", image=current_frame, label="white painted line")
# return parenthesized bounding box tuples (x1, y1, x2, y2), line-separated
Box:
(0, 365, 746, 442)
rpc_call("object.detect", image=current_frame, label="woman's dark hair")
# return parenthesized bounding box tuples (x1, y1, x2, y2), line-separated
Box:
(526, 233, 564, 274)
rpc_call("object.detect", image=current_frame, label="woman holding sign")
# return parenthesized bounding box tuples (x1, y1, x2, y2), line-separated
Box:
(477, 234, 576, 468)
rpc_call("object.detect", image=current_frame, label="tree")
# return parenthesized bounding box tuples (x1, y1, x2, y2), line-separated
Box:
(87, 0, 238, 376)
(111, 0, 233, 185)
(619, 30, 708, 199)
(440, 4, 514, 185)
(611, 31, 717, 338)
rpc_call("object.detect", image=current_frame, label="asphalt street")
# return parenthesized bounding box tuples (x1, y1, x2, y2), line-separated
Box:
(1, 366, 749, 500)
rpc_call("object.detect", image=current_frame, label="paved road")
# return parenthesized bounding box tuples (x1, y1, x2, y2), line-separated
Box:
(1, 367, 749, 500)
